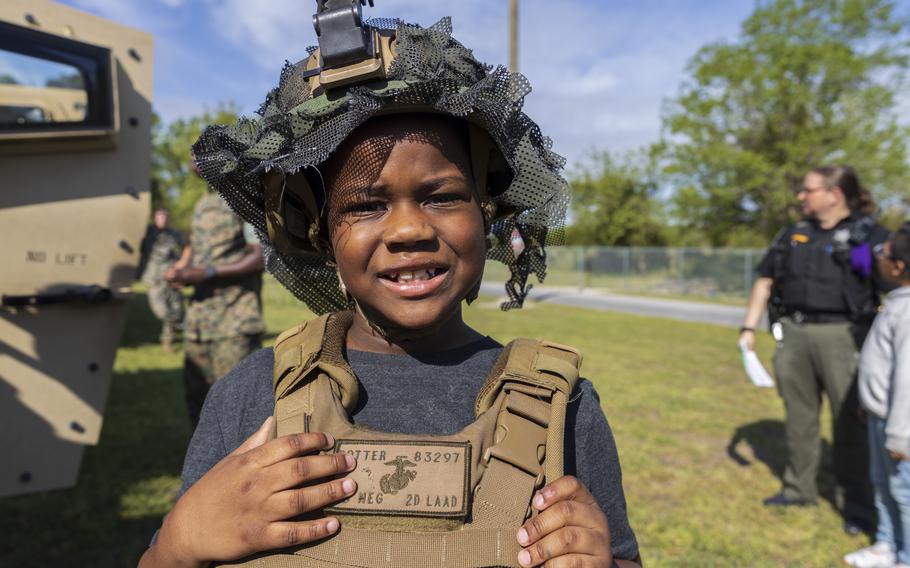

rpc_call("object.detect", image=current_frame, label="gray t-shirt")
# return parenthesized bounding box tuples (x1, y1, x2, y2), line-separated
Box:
(174, 338, 639, 562)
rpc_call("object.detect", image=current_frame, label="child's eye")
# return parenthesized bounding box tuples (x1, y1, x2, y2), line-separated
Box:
(345, 201, 386, 216)
(425, 193, 465, 206)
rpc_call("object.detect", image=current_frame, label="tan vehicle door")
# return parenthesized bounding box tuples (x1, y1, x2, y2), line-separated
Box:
(0, 1, 153, 497)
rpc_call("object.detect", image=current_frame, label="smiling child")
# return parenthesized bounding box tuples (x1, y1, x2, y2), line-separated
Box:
(140, 16, 639, 568)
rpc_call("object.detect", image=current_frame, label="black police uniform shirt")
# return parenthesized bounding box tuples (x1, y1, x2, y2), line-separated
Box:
(162, 338, 641, 563)
(756, 214, 892, 316)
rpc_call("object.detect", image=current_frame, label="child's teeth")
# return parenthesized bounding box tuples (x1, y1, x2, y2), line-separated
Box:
(395, 270, 436, 283)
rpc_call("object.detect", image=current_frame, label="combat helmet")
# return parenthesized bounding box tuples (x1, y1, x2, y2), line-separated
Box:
(192, 0, 570, 315)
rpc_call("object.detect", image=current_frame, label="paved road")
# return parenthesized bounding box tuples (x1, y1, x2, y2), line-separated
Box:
(479, 282, 759, 329)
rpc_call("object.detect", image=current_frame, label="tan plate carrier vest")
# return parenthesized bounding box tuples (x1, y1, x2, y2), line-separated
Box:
(224, 311, 580, 568)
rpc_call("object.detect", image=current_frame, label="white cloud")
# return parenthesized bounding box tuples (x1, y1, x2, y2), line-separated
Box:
(56, 0, 758, 164)
(208, 0, 505, 70)
(210, 0, 321, 69)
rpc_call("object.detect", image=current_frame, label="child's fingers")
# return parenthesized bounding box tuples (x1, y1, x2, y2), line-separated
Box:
(265, 478, 357, 519)
(265, 452, 356, 492)
(245, 431, 336, 468)
(230, 416, 274, 456)
(518, 499, 607, 546)
(516, 527, 606, 567)
(532, 476, 599, 512)
(257, 517, 341, 550)
(515, 476, 611, 566)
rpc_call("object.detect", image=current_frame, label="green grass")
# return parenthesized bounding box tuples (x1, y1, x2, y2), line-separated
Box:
(0, 278, 861, 566)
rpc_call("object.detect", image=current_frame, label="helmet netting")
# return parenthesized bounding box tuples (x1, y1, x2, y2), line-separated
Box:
(193, 17, 569, 315)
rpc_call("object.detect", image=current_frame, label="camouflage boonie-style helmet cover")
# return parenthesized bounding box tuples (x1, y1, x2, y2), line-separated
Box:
(192, 17, 570, 315)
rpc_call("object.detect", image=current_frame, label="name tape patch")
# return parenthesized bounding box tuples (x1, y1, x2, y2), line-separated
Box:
(325, 439, 471, 518)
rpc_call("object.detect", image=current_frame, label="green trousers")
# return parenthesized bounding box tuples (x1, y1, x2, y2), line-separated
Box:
(773, 317, 873, 520)
(147, 283, 185, 343)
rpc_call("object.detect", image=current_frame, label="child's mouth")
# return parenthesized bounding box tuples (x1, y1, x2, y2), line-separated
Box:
(380, 267, 446, 283)
(378, 267, 449, 297)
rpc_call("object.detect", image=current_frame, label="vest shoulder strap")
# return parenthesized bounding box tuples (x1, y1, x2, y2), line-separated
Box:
(272, 311, 358, 437)
(474, 338, 581, 416)
(475, 338, 581, 485)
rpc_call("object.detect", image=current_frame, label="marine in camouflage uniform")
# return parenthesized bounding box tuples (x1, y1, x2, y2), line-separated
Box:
(140, 224, 185, 349)
(176, 191, 265, 427)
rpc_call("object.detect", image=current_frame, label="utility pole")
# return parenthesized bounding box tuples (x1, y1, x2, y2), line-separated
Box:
(509, 0, 519, 72)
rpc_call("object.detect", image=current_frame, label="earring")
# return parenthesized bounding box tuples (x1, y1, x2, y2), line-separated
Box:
(480, 199, 497, 232)
(337, 272, 351, 302)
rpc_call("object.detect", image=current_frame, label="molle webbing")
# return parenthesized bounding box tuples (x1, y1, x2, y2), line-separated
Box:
(251, 313, 582, 568)
(471, 339, 580, 531)
(475, 338, 580, 485)
(272, 311, 357, 437)
(264, 527, 524, 567)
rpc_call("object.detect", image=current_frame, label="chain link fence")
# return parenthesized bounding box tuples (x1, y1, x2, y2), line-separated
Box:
(484, 246, 767, 302)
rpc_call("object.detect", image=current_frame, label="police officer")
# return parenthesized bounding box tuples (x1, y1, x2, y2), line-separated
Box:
(739, 165, 892, 534)
(139, 208, 186, 352)
(165, 182, 266, 428)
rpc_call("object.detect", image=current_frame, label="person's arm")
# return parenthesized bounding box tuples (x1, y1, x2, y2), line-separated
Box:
(214, 243, 265, 279)
(886, 312, 910, 460)
(139, 418, 356, 568)
(739, 277, 773, 351)
(167, 243, 264, 287)
(164, 245, 193, 288)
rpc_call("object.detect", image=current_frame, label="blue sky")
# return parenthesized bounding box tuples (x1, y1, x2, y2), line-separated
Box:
(55, 0, 761, 166)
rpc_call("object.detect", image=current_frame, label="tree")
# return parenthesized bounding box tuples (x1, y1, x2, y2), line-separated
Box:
(566, 151, 667, 246)
(661, 0, 910, 246)
(150, 103, 240, 231)
(0, 73, 20, 85)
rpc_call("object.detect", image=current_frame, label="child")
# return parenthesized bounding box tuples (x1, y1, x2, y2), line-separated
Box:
(140, 15, 639, 568)
(844, 222, 910, 568)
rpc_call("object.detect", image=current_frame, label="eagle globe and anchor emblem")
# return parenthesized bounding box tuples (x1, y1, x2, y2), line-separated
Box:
(379, 456, 417, 495)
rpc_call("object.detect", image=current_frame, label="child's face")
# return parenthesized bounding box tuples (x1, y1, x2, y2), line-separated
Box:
(324, 116, 487, 334)
(876, 238, 908, 283)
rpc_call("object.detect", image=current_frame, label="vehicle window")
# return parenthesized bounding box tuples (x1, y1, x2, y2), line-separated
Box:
(0, 50, 87, 124)
(0, 21, 115, 136)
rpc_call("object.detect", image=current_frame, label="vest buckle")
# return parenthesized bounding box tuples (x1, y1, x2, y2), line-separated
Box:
(482, 391, 548, 488)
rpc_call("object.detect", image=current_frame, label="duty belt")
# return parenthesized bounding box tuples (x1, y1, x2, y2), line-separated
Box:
(785, 310, 851, 324)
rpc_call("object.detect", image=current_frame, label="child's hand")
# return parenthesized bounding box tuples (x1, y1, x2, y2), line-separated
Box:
(889, 449, 910, 461)
(515, 475, 613, 567)
(154, 417, 356, 566)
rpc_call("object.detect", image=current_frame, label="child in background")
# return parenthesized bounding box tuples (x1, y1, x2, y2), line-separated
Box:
(845, 222, 910, 568)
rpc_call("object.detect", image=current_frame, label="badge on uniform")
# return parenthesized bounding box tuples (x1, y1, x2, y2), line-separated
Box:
(326, 439, 471, 518)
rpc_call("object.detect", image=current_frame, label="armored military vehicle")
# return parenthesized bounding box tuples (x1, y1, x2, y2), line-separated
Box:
(0, 0, 153, 497)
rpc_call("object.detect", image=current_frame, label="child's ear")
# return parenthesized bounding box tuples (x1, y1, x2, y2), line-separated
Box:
(894, 260, 907, 278)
